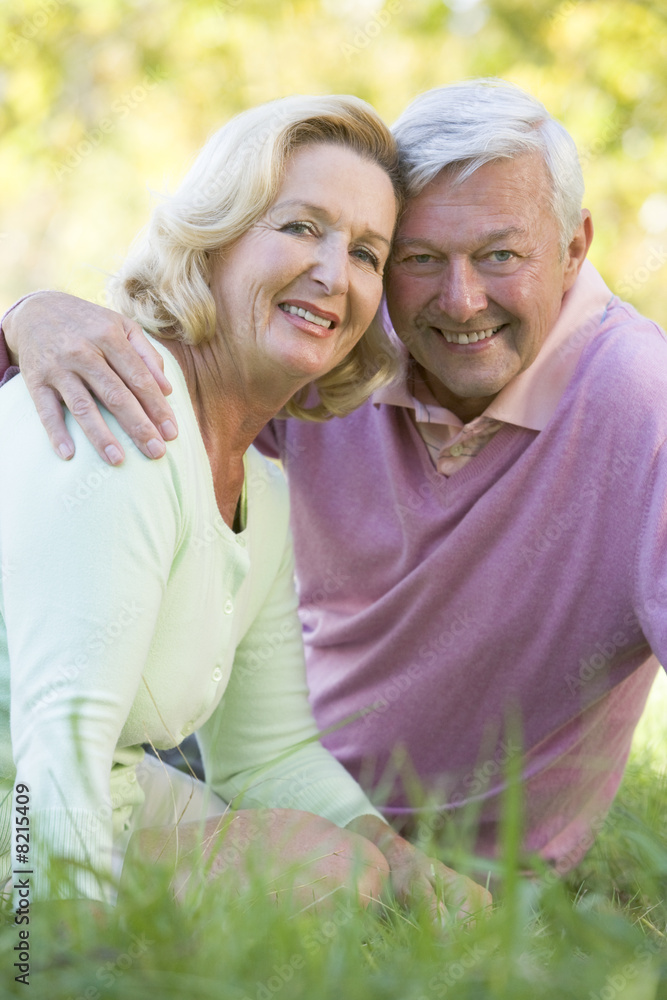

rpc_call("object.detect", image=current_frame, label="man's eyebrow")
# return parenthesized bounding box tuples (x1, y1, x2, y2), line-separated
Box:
(392, 235, 441, 251)
(478, 226, 527, 244)
(393, 226, 527, 250)
(272, 199, 391, 248)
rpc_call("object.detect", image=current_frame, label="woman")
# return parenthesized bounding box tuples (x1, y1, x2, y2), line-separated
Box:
(0, 94, 482, 918)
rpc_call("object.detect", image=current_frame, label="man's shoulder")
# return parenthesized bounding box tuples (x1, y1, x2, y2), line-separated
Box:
(601, 293, 666, 337)
(582, 295, 667, 389)
(562, 296, 667, 447)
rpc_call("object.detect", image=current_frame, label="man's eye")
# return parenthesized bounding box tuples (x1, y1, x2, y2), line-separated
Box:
(489, 250, 514, 262)
(281, 221, 316, 236)
(410, 254, 434, 264)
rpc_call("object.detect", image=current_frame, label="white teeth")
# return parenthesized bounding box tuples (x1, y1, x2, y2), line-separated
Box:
(279, 303, 333, 329)
(442, 326, 501, 344)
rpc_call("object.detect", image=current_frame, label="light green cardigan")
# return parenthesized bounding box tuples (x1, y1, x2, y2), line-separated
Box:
(0, 338, 380, 900)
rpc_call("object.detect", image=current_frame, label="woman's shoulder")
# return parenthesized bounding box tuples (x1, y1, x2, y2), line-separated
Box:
(0, 364, 193, 526)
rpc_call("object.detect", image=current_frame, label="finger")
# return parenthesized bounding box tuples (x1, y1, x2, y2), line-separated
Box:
(100, 332, 179, 446)
(29, 384, 76, 461)
(413, 872, 451, 926)
(125, 324, 174, 397)
(437, 868, 492, 924)
(52, 374, 144, 466)
(70, 361, 171, 462)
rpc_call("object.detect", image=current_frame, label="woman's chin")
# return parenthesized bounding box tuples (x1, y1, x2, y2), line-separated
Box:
(268, 341, 343, 383)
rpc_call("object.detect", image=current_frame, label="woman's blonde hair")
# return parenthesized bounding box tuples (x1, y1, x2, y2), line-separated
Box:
(109, 95, 403, 420)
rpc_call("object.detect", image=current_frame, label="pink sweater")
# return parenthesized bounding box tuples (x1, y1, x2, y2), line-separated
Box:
(257, 291, 667, 868)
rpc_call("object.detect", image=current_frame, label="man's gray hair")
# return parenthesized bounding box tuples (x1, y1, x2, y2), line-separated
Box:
(391, 78, 584, 254)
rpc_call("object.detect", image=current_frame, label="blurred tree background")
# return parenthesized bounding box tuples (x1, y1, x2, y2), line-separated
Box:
(0, 0, 666, 326)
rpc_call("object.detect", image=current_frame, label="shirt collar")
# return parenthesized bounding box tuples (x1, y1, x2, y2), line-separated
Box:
(373, 260, 613, 432)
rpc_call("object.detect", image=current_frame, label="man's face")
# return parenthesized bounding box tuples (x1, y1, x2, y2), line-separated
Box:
(386, 153, 583, 420)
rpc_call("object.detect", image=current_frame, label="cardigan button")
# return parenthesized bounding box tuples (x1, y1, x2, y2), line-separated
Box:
(224, 599, 234, 614)
(212, 667, 223, 683)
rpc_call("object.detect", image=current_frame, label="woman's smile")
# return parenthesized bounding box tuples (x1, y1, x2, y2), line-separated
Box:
(277, 300, 339, 336)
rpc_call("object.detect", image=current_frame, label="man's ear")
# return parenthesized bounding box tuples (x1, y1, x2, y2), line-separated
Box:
(562, 210, 594, 292)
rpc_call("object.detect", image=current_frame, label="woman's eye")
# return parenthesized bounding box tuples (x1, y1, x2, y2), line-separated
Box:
(352, 247, 380, 269)
(282, 221, 316, 236)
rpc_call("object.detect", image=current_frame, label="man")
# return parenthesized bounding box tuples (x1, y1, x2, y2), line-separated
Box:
(3, 79, 666, 876)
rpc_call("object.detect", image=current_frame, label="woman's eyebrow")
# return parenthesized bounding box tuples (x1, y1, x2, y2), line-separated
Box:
(272, 198, 324, 215)
(362, 230, 391, 249)
(272, 199, 391, 248)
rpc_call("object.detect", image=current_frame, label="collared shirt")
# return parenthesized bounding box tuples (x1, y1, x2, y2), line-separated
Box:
(373, 260, 613, 475)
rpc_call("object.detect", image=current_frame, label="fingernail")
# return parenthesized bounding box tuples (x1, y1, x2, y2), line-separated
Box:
(160, 419, 177, 440)
(105, 444, 123, 465)
(147, 437, 166, 458)
(58, 443, 74, 460)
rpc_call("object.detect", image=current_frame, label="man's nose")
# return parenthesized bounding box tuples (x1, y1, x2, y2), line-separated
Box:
(436, 259, 488, 322)
(311, 237, 350, 297)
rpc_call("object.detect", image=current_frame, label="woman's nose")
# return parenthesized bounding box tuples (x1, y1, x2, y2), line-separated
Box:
(310, 237, 350, 297)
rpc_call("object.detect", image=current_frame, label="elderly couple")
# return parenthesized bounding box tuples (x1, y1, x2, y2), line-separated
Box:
(2, 78, 666, 919)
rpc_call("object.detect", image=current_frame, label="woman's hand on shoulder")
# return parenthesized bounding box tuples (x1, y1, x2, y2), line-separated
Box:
(3, 290, 178, 464)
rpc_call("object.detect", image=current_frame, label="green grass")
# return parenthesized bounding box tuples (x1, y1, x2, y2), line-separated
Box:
(2, 674, 667, 999)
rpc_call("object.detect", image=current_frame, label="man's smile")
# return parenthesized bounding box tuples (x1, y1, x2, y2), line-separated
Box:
(431, 323, 506, 345)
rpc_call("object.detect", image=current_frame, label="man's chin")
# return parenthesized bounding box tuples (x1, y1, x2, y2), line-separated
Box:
(421, 369, 514, 415)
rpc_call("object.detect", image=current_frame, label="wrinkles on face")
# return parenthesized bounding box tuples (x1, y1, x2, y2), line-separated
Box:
(209, 144, 396, 396)
(386, 154, 577, 420)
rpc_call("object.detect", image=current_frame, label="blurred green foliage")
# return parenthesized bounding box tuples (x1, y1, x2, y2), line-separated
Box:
(0, 0, 666, 325)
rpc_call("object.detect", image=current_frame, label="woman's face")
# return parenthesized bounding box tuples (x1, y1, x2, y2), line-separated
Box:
(209, 142, 397, 387)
